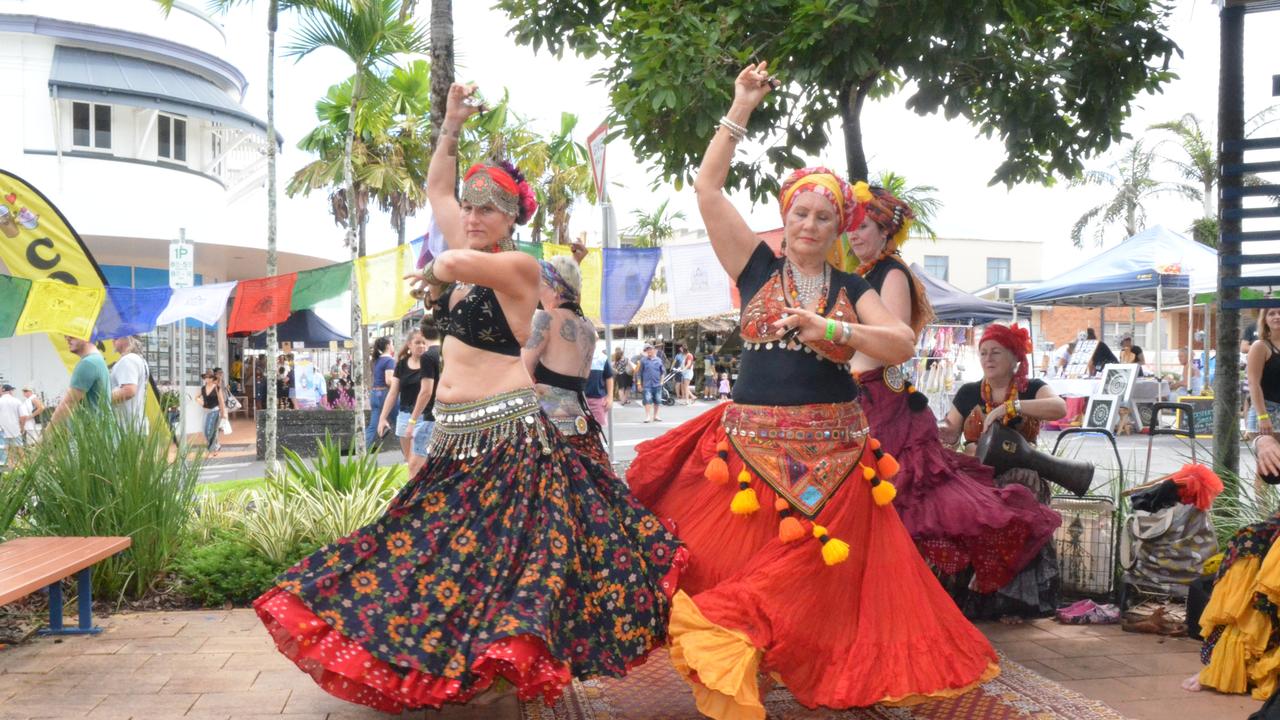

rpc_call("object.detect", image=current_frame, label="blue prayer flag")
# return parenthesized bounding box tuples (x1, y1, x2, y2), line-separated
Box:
(601, 247, 661, 326)
(92, 286, 173, 341)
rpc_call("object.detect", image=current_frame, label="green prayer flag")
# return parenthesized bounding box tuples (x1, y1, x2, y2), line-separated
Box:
(517, 241, 543, 260)
(0, 275, 32, 338)
(290, 262, 353, 311)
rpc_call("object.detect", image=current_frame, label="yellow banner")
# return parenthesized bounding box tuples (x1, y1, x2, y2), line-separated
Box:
(0, 169, 165, 429)
(355, 244, 415, 324)
(542, 242, 602, 322)
(15, 279, 104, 339)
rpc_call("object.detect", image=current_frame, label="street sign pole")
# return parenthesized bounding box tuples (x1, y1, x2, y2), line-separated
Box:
(170, 228, 194, 451)
(587, 123, 616, 462)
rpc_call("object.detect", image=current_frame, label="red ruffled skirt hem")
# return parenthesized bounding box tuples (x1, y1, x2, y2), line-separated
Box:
(254, 588, 573, 712)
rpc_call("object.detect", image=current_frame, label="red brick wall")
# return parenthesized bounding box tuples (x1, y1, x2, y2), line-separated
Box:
(1037, 306, 1236, 351)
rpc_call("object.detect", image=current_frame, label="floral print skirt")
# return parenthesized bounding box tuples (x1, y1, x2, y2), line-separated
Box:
(253, 395, 686, 713)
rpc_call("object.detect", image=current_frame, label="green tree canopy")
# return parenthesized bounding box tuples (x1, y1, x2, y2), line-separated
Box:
(496, 0, 1179, 200)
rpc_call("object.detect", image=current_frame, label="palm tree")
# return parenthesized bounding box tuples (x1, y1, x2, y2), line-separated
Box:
(874, 171, 941, 240)
(624, 199, 685, 299)
(1150, 108, 1279, 247)
(287, 0, 427, 451)
(428, 0, 453, 146)
(155, 0, 308, 475)
(1069, 141, 1191, 247)
(539, 113, 596, 245)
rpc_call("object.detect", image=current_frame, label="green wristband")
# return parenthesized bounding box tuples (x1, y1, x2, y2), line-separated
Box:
(824, 319, 837, 341)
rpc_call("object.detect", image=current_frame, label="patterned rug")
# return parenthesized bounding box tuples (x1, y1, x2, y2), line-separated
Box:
(522, 649, 1128, 720)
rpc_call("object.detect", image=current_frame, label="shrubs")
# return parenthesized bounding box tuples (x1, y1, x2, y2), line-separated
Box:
(16, 408, 200, 599)
(171, 530, 290, 606)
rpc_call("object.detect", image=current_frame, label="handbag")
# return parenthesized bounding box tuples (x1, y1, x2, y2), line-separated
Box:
(219, 416, 232, 435)
(225, 393, 242, 411)
(1120, 503, 1218, 597)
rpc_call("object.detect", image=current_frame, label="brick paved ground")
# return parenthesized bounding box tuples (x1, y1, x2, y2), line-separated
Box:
(0, 610, 1263, 719)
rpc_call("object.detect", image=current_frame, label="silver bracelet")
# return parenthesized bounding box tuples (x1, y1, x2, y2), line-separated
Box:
(840, 321, 852, 344)
(718, 116, 747, 141)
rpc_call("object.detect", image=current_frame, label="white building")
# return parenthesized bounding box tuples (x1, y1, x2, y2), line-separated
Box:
(0, 0, 334, 395)
(899, 236, 1044, 295)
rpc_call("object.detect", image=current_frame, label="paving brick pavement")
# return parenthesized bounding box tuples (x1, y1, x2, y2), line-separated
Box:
(0, 610, 1262, 719)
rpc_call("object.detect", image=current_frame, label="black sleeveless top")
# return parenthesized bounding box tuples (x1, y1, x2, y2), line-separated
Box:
(534, 363, 586, 392)
(860, 253, 916, 299)
(1263, 341, 1280, 404)
(732, 242, 871, 406)
(432, 284, 522, 357)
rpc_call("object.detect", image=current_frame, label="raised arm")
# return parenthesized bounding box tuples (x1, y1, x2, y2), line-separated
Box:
(431, 249, 540, 304)
(427, 83, 483, 250)
(693, 61, 775, 280)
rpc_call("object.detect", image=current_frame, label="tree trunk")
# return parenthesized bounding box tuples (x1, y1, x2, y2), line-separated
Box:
(428, 0, 454, 148)
(264, 1, 280, 473)
(1125, 202, 1137, 239)
(346, 75, 366, 454)
(839, 78, 873, 183)
(1215, 4, 1245, 479)
(1204, 178, 1214, 218)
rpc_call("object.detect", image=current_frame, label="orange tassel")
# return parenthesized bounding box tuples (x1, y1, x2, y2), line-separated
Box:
(876, 452, 900, 479)
(861, 464, 876, 481)
(775, 498, 805, 542)
(869, 438, 882, 451)
(704, 456, 729, 484)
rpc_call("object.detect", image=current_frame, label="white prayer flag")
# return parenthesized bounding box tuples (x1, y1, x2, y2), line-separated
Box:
(663, 242, 733, 320)
(155, 281, 237, 326)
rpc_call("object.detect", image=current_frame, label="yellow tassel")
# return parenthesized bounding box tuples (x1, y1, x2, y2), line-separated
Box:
(820, 536, 850, 565)
(893, 218, 913, 247)
(704, 456, 729, 484)
(731, 487, 760, 515)
(812, 524, 828, 539)
(872, 480, 897, 506)
(861, 464, 876, 481)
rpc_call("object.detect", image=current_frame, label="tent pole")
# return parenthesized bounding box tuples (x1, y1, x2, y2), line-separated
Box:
(1187, 299, 1195, 392)
(1099, 306, 1105, 341)
(1155, 284, 1163, 380)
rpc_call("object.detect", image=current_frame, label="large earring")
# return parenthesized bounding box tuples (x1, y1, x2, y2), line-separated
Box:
(781, 236, 788, 253)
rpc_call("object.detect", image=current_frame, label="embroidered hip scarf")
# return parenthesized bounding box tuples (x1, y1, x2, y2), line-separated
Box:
(430, 387, 551, 459)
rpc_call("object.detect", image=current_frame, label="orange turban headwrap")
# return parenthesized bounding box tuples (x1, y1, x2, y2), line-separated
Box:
(980, 323, 1033, 391)
(778, 167, 870, 234)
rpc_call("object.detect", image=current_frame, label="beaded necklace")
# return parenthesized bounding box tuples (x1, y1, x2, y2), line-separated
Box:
(980, 380, 1018, 422)
(784, 259, 830, 314)
(854, 245, 899, 278)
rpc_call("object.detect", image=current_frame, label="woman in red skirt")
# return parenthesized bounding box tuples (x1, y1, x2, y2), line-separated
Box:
(628, 61, 999, 719)
(847, 188, 1060, 599)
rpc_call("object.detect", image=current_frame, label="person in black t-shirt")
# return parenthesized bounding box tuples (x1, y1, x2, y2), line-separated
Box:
(376, 328, 437, 472)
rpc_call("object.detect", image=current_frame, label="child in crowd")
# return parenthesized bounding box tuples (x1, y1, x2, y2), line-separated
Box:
(717, 372, 730, 400)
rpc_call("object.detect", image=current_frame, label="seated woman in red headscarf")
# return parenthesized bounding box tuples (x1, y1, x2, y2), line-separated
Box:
(848, 190, 1061, 604)
(628, 61, 999, 719)
(938, 323, 1069, 621)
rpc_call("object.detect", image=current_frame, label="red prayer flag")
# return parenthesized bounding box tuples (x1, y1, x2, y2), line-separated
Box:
(228, 273, 298, 335)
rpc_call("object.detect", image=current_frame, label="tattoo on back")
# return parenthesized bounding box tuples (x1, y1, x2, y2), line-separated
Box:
(526, 310, 551, 349)
(559, 318, 578, 342)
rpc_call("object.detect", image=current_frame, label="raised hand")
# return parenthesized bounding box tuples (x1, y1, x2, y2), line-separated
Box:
(444, 83, 482, 127)
(732, 61, 776, 111)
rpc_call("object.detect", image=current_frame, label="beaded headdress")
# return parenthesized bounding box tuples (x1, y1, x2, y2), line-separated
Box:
(461, 161, 538, 225)
(863, 186, 915, 249)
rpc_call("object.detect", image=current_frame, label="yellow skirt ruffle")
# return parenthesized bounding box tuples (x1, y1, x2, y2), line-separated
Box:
(1200, 546, 1280, 699)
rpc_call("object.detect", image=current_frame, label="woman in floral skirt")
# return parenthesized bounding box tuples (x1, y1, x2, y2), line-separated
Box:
(252, 83, 685, 713)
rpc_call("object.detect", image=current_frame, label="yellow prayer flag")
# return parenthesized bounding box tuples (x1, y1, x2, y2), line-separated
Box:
(356, 244, 416, 324)
(542, 243, 602, 323)
(16, 278, 105, 340)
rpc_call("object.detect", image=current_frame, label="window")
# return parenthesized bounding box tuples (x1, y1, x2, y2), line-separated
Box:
(923, 255, 949, 282)
(987, 257, 1011, 285)
(71, 102, 111, 149)
(158, 114, 187, 162)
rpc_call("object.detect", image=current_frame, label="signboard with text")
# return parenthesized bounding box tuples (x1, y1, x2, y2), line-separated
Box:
(169, 241, 194, 289)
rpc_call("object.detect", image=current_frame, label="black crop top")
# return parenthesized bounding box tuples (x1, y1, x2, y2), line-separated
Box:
(732, 242, 871, 406)
(861, 254, 915, 297)
(432, 284, 522, 357)
(1263, 342, 1280, 404)
(534, 362, 586, 392)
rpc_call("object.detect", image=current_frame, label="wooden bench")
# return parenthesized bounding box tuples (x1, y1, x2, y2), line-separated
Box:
(0, 536, 132, 636)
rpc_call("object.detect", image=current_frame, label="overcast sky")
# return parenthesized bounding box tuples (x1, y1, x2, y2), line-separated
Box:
(212, 1, 1280, 280)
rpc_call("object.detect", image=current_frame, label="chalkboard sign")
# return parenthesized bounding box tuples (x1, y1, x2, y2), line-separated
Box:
(1174, 396, 1213, 438)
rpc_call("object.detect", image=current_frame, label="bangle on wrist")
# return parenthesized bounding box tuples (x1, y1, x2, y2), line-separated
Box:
(1013, 398, 1022, 414)
(1259, 413, 1271, 421)
(718, 115, 747, 142)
